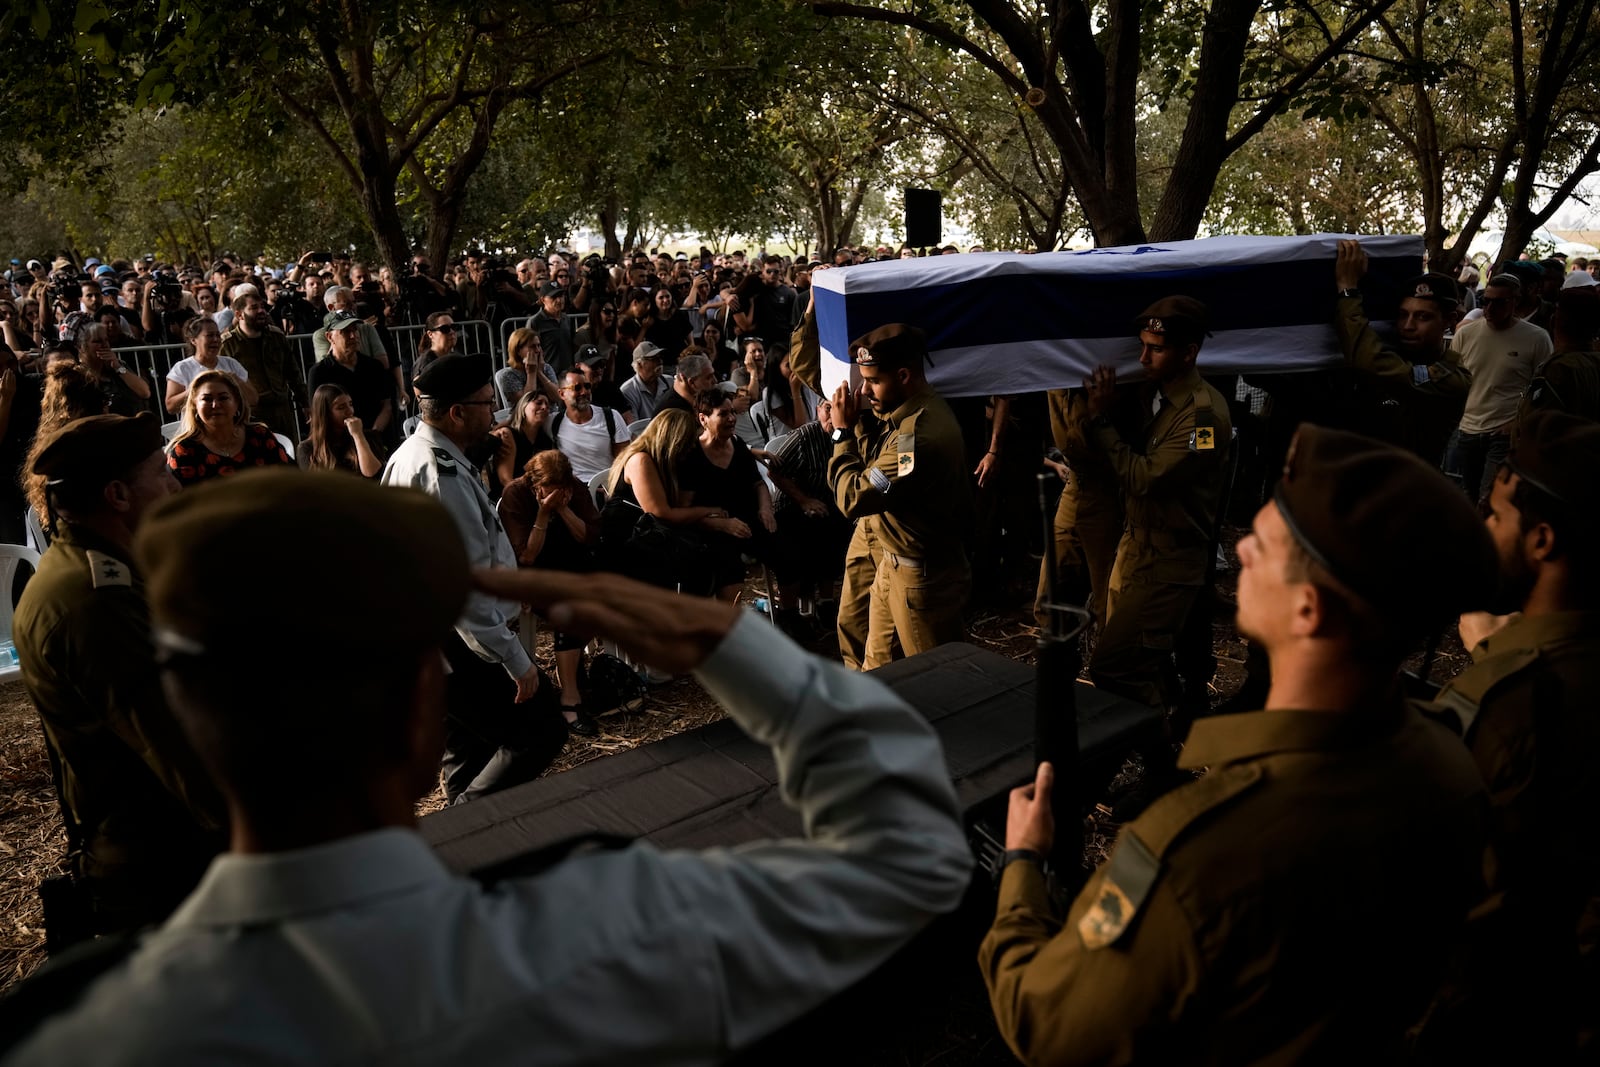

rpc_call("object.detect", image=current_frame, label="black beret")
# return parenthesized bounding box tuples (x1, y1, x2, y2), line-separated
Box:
(32, 412, 165, 486)
(850, 323, 927, 369)
(413, 352, 492, 404)
(1136, 296, 1209, 341)
(1275, 425, 1497, 621)
(1401, 272, 1461, 307)
(138, 470, 469, 659)
(1508, 409, 1600, 515)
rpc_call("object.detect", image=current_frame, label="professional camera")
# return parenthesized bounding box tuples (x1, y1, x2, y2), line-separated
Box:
(149, 269, 185, 312)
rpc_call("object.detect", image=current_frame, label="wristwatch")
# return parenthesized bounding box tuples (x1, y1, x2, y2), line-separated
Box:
(830, 427, 848, 444)
(995, 848, 1044, 885)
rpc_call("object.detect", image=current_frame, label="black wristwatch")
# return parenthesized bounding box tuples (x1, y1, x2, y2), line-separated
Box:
(830, 427, 848, 444)
(996, 848, 1044, 883)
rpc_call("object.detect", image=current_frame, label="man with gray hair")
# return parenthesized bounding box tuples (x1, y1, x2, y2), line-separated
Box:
(313, 285, 389, 367)
(656, 349, 717, 416)
(619, 341, 671, 422)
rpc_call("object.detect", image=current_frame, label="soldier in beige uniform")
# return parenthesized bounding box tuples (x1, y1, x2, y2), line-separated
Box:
(1031, 388, 1125, 634)
(13, 413, 225, 943)
(981, 425, 1496, 1065)
(828, 324, 973, 670)
(1083, 297, 1232, 708)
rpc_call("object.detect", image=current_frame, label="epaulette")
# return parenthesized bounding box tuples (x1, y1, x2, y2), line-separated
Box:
(1423, 647, 1541, 739)
(84, 550, 131, 590)
(431, 448, 458, 476)
(1078, 763, 1263, 949)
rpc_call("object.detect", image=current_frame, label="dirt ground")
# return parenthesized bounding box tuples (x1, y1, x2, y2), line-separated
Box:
(0, 535, 1474, 1047)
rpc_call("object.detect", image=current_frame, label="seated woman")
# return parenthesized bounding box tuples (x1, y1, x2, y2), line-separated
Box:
(498, 449, 602, 738)
(165, 316, 258, 416)
(600, 409, 736, 596)
(75, 321, 152, 417)
(167, 370, 291, 488)
(698, 319, 737, 379)
(680, 390, 778, 603)
(487, 387, 556, 501)
(495, 327, 560, 411)
(298, 384, 384, 477)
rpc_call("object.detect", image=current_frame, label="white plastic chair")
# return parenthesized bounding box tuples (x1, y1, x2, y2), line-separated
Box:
(0, 543, 42, 683)
(274, 433, 296, 460)
(588, 468, 611, 510)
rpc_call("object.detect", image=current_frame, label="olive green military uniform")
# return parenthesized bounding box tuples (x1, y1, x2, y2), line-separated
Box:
(830, 384, 972, 670)
(14, 524, 225, 933)
(1419, 611, 1600, 1059)
(1522, 349, 1600, 424)
(1333, 293, 1470, 462)
(980, 703, 1487, 1066)
(1087, 367, 1231, 707)
(1032, 389, 1124, 633)
(219, 324, 309, 441)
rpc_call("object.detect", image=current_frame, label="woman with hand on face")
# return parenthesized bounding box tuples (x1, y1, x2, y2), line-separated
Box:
(74, 322, 151, 417)
(167, 370, 290, 488)
(166, 316, 257, 416)
(299, 384, 383, 477)
(498, 449, 603, 737)
(681, 390, 778, 603)
(488, 386, 556, 500)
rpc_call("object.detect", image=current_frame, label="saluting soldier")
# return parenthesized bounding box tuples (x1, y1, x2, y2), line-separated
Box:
(1082, 297, 1232, 709)
(1418, 410, 1600, 1059)
(382, 352, 568, 803)
(13, 413, 225, 943)
(981, 425, 1496, 1064)
(828, 324, 972, 670)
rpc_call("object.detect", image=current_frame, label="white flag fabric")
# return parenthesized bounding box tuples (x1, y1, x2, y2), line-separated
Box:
(811, 234, 1425, 398)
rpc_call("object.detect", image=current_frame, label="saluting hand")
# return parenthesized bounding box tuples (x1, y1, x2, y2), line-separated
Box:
(831, 380, 858, 427)
(1006, 761, 1056, 854)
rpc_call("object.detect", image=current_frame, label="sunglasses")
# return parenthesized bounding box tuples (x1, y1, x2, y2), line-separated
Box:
(432, 323, 459, 333)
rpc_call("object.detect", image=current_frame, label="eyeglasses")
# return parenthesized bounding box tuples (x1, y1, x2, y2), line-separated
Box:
(431, 323, 458, 333)
(601, 307, 616, 314)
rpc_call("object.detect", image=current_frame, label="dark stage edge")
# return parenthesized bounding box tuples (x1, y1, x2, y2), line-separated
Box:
(420, 642, 1162, 873)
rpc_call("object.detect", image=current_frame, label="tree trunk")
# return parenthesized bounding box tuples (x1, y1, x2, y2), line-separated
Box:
(599, 192, 622, 260)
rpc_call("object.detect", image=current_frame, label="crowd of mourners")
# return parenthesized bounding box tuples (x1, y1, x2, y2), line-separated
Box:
(0, 230, 1595, 1065)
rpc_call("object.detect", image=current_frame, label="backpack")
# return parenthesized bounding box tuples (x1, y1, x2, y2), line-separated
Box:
(550, 405, 617, 446)
(581, 651, 648, 715)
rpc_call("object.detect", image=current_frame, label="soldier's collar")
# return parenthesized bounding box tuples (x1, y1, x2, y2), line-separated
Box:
(53, 523, 141, 574)
(881, 384, 937, 427)
(1156, 365, 1204, 403)
(1177, 703, 1409, 768)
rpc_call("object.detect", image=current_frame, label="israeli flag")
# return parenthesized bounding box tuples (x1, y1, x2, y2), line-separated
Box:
(813, 234, 1424, 398)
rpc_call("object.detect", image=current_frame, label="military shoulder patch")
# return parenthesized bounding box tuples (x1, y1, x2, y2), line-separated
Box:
(430, 447, 458, 476)
(897, 450, 915, 476)
(85, 550, 132, 590)
(1189, 419, 1217, 452)
(1078, 831, 1159, 950)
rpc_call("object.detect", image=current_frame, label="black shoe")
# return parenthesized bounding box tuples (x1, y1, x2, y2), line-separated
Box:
(563, 708, 599, 737)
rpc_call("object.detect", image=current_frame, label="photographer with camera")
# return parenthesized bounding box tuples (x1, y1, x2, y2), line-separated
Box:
(397, 253, 456, 325)
(140, 271, 198, 346)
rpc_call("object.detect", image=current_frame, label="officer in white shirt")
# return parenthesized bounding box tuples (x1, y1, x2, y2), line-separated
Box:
(381, 352, 568, 802)
(4, 471, 974, 1066)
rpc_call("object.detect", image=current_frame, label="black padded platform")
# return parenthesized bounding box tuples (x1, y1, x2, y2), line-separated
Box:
(420, 642, 1161, 873)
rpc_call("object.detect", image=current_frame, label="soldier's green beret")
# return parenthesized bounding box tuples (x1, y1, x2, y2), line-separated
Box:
(850, 323, 928, 369)
(136, 470, 469, 659)
(1509, 409, 1600, 515)
(31, 412, 164, 487)
(413, 352, 492, 404)
(1275, 425, 1497, 619)
(1136, 296, 1210, 344)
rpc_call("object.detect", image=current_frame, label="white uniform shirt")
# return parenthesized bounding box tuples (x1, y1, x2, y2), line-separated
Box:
(381, 422, 532, 679)
(8, 616, 973, 1065)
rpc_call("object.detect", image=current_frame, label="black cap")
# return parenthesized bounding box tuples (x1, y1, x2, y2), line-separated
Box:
(413, 352, 492, 404)
(539, 281, 567, 298)
(1274, 425, 1497, 622)
(1136, 296, 1209, 344)
(1401, 272, 1461, 307)
(849, 324, 928, 369)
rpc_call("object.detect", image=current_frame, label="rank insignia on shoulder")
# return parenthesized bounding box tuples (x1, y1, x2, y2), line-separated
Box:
(897, 450, 914, 476)
(1078, 831, 1160, 949)
(85, 550, 132, 590)
(1190, 425, 1216, 452)
(867, 467, 892, 494)
(431, 448, 458, 476)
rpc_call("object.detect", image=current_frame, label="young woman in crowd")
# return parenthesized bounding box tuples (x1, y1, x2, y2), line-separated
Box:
(575, 301, 618, 361)
(165, 316, 257, 415)
(299, 384, 383, 477)
(24, 363, 109, 538)
(414, 310, 458, 376)
(74, 322, 151, 417)
(601, 408, 733, 594)
(488, 387, 556, 500)
(167, 370, 291, 487)
(681, 390, 777, 603)
(698, 319, 737, 379)
(498, 448, 602, 736)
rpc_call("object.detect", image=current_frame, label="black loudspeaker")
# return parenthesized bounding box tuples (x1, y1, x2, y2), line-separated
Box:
(904, 188, 941, 249)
